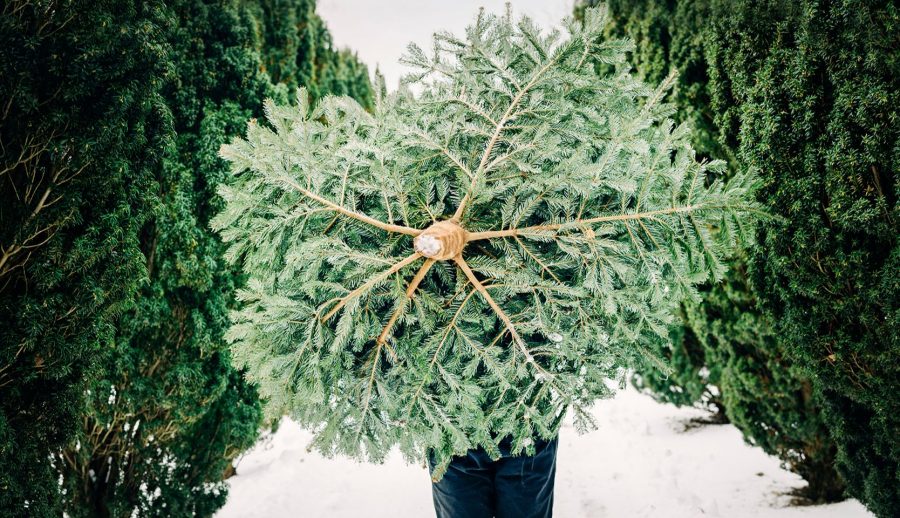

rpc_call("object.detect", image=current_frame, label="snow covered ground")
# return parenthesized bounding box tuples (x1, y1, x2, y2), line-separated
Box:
(217, 387, 872, 518)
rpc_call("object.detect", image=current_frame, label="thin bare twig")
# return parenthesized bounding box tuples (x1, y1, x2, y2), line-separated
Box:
(376, 258, 436, 360)
(280, 176, 421, 236)
(322, 252, 423, 321)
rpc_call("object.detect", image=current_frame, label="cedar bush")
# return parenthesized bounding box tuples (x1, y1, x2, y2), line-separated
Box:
(0, 1, 170, 515)
(55, 1, 373, 516)
(710, 2, 899, 513)
(592, 0, 847, 503)
(596, 0, 899, 512)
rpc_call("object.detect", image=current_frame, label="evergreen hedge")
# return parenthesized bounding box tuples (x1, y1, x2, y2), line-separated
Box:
(596, 0, 899, 512)
(56, 3, 276, 515)
(57, 1, 373, 516)
(0, 1, 171, 515)
(716, 2, 899, 513)
(2, 0, 372, 516)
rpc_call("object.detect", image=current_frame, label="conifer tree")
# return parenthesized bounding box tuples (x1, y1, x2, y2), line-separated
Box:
(709, 2, 899, 513)
(214, 6, 760, 478)
(255, 0, 373, 108)
(56, 1, 372, 516)
(596, 0, 897, 510)
(0, 1, 170, 515)
(56, 3, 272, 515)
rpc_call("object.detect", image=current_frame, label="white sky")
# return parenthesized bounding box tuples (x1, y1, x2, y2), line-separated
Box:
(318, 0, 576, 91)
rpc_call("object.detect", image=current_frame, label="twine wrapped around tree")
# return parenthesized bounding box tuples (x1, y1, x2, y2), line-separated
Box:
(414, 220, 468, 260)
(213, 5, 761, 479)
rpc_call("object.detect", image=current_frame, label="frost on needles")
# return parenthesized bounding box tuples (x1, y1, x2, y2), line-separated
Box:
(212, 5, 761, 479)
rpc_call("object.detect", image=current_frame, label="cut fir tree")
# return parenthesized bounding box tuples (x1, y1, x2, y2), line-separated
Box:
(213, 5, 761, 479)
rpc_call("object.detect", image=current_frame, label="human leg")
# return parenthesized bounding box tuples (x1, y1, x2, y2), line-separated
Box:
(429, 448, 496, 518)
(492, 437, 558, 518)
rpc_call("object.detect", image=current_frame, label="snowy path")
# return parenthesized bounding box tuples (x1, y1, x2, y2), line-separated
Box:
(217, 387, 871, 518)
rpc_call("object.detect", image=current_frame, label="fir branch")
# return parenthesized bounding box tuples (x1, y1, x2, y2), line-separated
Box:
(322, 252, 423, 321)
(452, 51, 564, 221)
(280, 176, 421, 236)
(376, 258, 436, 349)
(467, 203, 707, 240)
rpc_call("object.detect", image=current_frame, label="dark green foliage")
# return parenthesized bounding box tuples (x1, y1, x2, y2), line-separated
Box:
(0, 0, 371, 516)
(328, 49, 375, 109)
(53, 1, 373, 516)
(597, 0, 899, 512)
(0, 1, 170, 515)
(255, 0, 373, 108)
(593, 0, 848, 503)
(707, 2, 898, 513)
(57, 4, 273, 515)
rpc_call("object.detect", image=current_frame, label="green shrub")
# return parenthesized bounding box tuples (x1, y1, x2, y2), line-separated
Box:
(706, 1, 899, 513)
(593, 0, 852, 503)
(56, 4, 272, 515)
(55, 1, 373, 516)
(0, 1, 171, 515)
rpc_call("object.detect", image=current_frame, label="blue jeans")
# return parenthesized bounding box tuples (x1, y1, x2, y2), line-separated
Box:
(428, 436, 558, 518)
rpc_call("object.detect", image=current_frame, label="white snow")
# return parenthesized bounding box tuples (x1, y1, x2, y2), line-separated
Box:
(217, 387, 872, 518)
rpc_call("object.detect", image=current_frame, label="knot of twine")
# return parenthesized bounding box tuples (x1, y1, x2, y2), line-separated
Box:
(414, 220, 468, 260)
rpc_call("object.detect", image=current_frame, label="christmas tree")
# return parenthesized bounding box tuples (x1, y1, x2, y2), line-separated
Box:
(213, 5, 761, 479)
